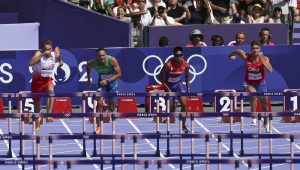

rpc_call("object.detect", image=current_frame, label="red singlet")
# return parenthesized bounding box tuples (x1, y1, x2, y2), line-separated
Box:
(245, 54, 265, 84)
(165, 59, 186, 84)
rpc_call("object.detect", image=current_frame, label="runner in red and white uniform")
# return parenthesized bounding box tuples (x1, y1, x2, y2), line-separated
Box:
(228, 40, 273, 133)
(159, 46, 191, 133)
(29, 39, 63, 131)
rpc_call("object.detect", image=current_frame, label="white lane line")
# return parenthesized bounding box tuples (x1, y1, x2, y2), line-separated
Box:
(272, 126, 300, 150)
(194, 119, 249, 168)
(0, 128, 22, 169)
(127, 119, 176, 169)
(60, 119, 99, 169)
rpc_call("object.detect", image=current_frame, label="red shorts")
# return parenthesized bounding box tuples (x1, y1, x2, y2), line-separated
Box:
(31, 80, 54, 102)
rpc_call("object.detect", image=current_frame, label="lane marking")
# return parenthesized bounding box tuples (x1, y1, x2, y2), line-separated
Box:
(194, 119, 249, 168)
(0, 128, 21, 169)
(60, 119, 99, 169)
(127, 119, 176, 169)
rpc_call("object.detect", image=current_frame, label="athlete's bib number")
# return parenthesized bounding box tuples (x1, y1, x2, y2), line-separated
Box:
(100, 74, 113, 80)
(168, 76, 180, 83)
(41, 69, 54, 77)
(248, 72, 262, 80)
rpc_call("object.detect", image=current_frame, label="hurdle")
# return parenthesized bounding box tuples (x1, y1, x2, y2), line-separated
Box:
(15, 92, 89, 158)
(2, 91, 300, 170)
(0, 93, 15, 158)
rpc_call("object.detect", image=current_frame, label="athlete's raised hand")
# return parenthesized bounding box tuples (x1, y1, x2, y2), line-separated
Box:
(258, 52, 264, 58)
(229, 55, 237, 60)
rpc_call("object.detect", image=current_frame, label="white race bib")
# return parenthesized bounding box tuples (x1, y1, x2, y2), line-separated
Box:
(41, 69, 54, 77)
(168, 76, 181, 83)
(101, 74, 113, 80)
(248, 72, 262, 80)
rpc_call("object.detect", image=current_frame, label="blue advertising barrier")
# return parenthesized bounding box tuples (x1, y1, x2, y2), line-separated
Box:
(148, 24, 289, 47)
(0, 45, 298, 107)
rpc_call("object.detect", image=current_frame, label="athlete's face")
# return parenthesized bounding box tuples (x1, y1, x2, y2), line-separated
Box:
(251, 45, 261, 56)
(235, 34, 245, 45)
(192, 34, 201, 43)
(260, 30, 269, 42)
(42, 44, 52, 58)
(96, 50, 107, 64)
(174, 51, 184, 62)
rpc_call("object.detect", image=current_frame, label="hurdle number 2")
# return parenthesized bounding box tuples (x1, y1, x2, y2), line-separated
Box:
(220, 97, 230, 112)
(291, 96, 298, 111)
(154, 97, 166, 112)
(78, 61, 92, 82)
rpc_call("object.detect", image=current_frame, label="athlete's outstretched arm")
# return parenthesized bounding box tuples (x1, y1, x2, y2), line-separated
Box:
(29, 51, 43, 66)
(54, 46, 63, 67)
(258, 52, 273, 73)
(159, 63, 172, 92)
(86, 60, 94, 87)
(109, 57, 122, 82)
(185, 63, 190, 92)
(228, 49, 248, 61)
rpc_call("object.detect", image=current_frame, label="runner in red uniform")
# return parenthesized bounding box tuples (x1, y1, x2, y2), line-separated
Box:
(228, 40, 273, 132)
(159, 46, 191, 133)
(29, 39, 63, 131)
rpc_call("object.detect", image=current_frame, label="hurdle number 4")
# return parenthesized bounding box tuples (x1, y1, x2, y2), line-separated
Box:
(154, 97, 166, 112)
(220, 97, 230, 112)
(291, 96, 297, 111)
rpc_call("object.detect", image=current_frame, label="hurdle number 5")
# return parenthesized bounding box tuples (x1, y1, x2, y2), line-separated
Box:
(220, 97, 230, 112)
(291, 96, 297, 111)
(154, 97, 166, 112)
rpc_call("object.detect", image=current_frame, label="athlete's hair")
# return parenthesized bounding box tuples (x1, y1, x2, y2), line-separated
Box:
(96, 47, 106, 53)
(236, 31, 245, 37)
(261, 27, 270, 33)
(173, 46, 183, 54)
(42, 39, 52, 47)
(251, 40, 261, 47)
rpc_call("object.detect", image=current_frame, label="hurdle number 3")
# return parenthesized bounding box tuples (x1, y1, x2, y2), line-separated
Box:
(291, 96, 297, 111)
(220, 97, 230, 112)
(154, 97, 166, 112)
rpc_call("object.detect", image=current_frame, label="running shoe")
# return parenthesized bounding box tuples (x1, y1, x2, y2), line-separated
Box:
(182, 126, 190, 133)
(46, 117, 54, 123)
(36, 121, 40, 132)
(264, 124, 269, 133)
(96, 127, 101, 135)
(251, 119, 257, 126)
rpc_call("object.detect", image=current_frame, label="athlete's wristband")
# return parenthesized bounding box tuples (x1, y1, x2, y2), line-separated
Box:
(106, 79, 110, 83)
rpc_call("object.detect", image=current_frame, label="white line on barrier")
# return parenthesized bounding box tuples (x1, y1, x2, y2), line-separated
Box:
(0, 128, 21, 169)
(60, 119, 100, 169)
(194, 118, 249, 168)
(127, 119, 176, 169)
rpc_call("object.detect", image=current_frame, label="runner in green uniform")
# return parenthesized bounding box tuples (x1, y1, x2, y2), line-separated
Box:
(86, 47, 122, 134)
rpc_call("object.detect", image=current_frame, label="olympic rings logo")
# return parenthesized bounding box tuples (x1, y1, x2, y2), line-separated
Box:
(142, 54, 207, 84)
(64, 114, 71, 117)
